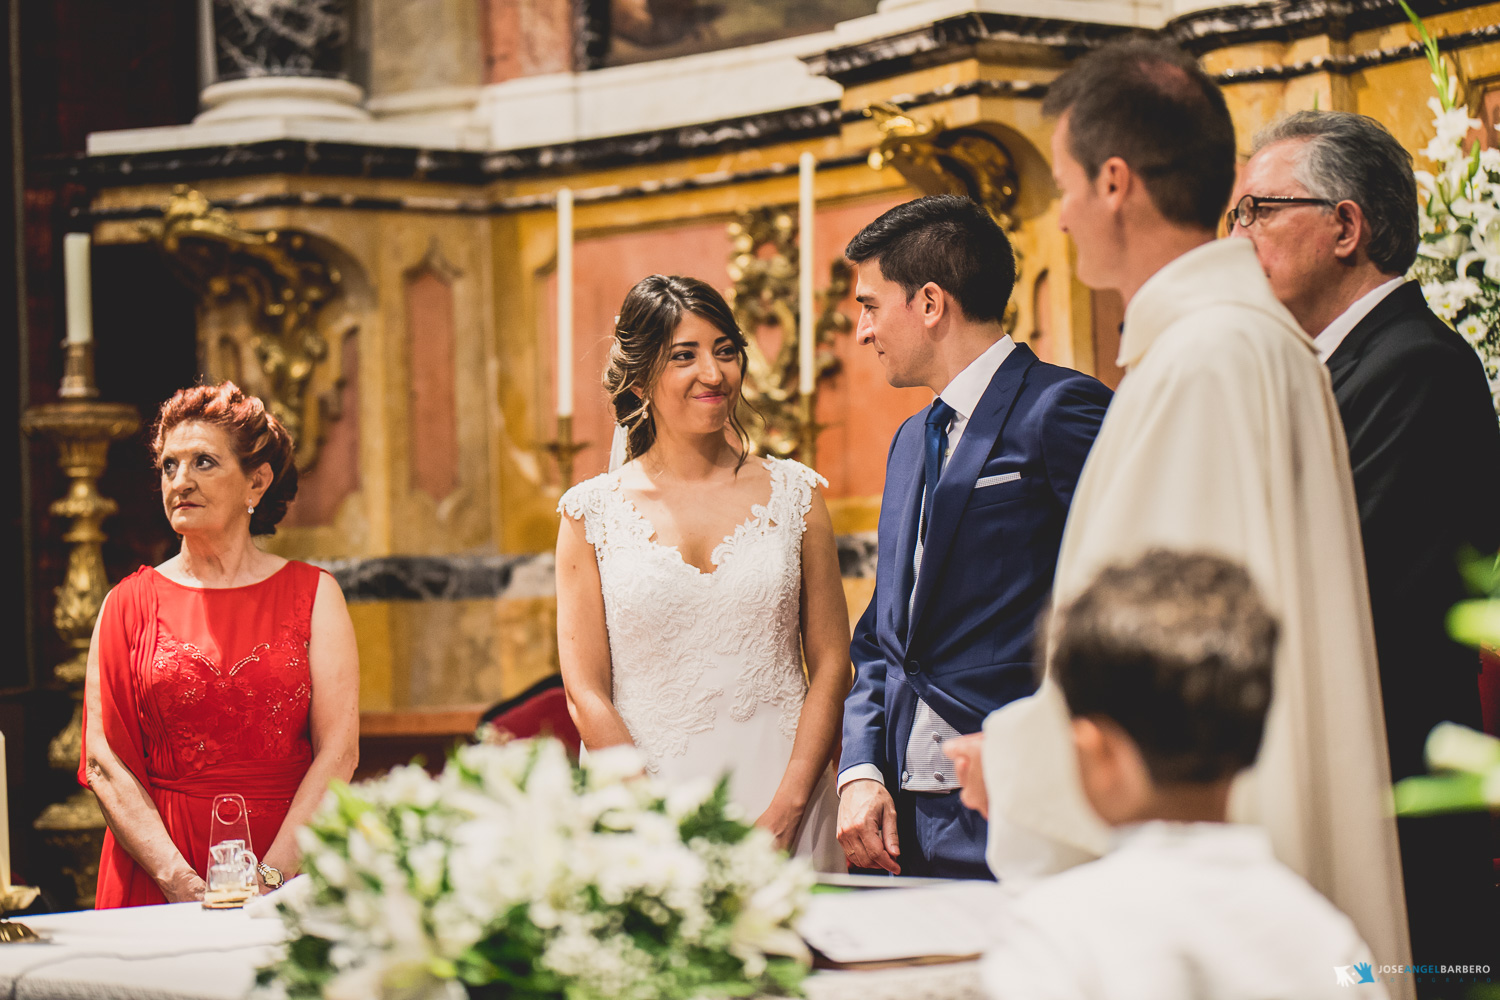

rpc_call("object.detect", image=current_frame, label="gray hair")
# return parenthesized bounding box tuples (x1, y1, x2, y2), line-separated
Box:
(1251, 110, 1419, 275)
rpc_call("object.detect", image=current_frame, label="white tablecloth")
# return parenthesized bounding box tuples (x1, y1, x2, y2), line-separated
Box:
(0, 902, 983, 1000)
(0, 903, 285, 1000)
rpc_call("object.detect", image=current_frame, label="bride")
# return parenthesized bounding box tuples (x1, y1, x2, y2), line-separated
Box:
(556, 274, 849, 870)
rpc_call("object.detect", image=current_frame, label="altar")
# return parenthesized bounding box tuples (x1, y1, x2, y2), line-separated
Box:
(0, 900, 986, 1000)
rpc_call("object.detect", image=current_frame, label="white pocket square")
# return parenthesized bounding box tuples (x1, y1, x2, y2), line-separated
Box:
(975, 472, 1022, 488)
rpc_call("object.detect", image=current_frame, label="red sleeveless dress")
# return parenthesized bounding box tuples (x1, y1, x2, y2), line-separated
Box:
(81, 561, 323, 908)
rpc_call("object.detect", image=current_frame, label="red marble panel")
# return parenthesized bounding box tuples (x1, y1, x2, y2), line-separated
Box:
(283, 331, 361, 527)
(809, 196, 932, 500)
(482, 0, 572, 84)
(408, 268, 460, 503)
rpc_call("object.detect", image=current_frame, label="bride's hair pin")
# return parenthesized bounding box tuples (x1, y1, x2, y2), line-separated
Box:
(603, 275, 755, 467)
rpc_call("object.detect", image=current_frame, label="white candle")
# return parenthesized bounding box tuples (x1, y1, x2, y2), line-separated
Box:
(798, 153, 816, 397)
(64, 233, 93, 346)
(556, 188, 574, 419)
(0, 730, 11, 894)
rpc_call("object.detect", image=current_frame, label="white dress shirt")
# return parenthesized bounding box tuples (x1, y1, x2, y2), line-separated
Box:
(1312, 277, 1406, 362)
(983, 822, 1384, 1000)
(840, 335, 1016, 796)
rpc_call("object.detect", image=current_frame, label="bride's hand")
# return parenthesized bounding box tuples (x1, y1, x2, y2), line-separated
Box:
(755, 797, 806, 852)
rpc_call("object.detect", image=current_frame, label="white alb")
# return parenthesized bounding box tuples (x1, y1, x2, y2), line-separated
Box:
(559, 456, 842, 870)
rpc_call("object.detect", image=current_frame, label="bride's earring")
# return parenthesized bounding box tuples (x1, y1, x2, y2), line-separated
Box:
(247, 503, 256, 514)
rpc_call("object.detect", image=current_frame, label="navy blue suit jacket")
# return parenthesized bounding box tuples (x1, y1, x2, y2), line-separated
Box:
(841, 344, 1111, 798)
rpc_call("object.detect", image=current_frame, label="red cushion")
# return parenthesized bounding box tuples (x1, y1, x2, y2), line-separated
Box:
(487, 687, 580, 758)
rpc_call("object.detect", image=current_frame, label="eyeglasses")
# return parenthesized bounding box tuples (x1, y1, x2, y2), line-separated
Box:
(1225, 194, 1337, 231)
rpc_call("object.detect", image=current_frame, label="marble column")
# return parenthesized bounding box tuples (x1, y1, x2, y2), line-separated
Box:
(197, 0, 371, 124)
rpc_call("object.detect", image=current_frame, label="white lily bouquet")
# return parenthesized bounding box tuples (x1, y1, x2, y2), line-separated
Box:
(259, 737, 813, 1000)
(1402, 0, 1500, 417)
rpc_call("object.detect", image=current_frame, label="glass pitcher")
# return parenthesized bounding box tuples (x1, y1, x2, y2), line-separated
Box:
(202, 794, 259, 909)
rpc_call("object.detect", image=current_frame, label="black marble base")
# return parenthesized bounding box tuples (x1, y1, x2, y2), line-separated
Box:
(318, 533, 879, 603)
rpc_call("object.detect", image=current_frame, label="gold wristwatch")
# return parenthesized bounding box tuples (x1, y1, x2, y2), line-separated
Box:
(257, 862, 284, 889)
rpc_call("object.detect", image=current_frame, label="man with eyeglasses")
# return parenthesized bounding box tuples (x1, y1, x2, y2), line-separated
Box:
(1233, 111, 1500, 971)
(946, 39, 1412, 986)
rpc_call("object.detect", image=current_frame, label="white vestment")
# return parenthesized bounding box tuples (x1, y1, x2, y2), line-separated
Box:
(982, 822, 1386, 1000)
(980, 240, 1411, 980)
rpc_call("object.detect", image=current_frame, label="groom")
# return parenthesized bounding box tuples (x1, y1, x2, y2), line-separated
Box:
(836, 195, 1111, 877)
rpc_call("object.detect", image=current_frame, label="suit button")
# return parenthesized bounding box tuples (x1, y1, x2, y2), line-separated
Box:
(932, 733, 943, 743)
(934, 773, 946, 783)
(905, 658, 921, 675)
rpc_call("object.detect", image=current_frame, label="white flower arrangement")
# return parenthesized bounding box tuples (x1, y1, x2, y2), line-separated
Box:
(259, 737, 813, 1000)
(1402, 0, 1500, 417)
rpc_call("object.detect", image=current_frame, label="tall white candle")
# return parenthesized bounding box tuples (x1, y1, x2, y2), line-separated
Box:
(64, 233, 93, 346)
(798, 153, 816, 397)
(556, 188, 575, 419)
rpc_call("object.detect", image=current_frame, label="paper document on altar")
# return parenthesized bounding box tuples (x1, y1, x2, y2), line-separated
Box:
(796, 881, 1006, 965)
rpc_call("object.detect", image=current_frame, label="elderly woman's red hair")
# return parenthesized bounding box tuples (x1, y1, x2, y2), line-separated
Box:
(152, 382, 298, 536)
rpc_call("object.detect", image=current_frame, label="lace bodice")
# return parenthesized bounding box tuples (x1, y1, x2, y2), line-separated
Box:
(559, 457, 826, 773)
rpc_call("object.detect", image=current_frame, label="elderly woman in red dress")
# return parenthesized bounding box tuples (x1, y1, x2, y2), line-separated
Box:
(81, 382, 359, 907)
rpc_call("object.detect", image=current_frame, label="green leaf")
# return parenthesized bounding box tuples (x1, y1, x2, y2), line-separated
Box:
(1392, 772, 1487, 815)
(1447, 598, 1500, 647)
(1398, 0, 1454, 110)
(1457, 547, 1500, 596)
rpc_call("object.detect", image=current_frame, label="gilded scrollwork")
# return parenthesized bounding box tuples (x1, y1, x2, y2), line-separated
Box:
(865, 103, 1024, 333)
(150, 186, 354, 470)
(725, 207, 851, 459)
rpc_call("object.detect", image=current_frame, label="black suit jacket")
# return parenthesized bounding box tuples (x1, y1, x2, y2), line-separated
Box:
(1327, 281, 1500, 779)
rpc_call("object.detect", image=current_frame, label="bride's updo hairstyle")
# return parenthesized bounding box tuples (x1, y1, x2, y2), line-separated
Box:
(152, 381, 299, 536)
(604, 274, 752, 463)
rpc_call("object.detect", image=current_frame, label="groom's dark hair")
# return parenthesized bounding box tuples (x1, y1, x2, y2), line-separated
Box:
(843, 194, 1016, 324)
(1048, 549, 1278, 784)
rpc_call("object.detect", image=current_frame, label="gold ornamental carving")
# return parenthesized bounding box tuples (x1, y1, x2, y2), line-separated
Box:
(724, 207, 851, 460)
(21, 363, 140, 910)
(865, 103, 1023, 332)
(150, 186, 354, 471)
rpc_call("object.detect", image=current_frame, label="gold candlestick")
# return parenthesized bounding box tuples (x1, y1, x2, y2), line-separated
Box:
(21, 341, 140, 909)
(797, 390, 818, 467)
(544, 414, 588, 488)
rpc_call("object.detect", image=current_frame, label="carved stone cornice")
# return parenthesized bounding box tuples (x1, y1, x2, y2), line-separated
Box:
(803, 0, 1498, 85)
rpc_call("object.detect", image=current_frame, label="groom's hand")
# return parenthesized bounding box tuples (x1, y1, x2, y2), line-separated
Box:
(837, 779, 901, 874)
(944, 734, 988, 817)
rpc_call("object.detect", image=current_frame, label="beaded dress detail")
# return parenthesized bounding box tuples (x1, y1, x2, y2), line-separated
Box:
(559, 457, 842, 870)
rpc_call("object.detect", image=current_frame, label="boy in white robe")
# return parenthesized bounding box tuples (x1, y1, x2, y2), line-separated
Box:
(982, 551, 1383, 1000)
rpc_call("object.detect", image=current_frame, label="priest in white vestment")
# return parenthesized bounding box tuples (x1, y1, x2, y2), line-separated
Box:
(959, 39, 1411, 981)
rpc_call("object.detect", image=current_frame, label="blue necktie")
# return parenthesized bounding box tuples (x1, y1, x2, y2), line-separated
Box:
(922, 398, 957, 541)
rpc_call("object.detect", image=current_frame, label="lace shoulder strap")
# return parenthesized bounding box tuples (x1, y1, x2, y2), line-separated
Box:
(767, 458, 827, 534)
(557, 472, 617, 548)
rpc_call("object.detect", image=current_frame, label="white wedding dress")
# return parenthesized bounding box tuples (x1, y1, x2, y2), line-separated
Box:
(559, 456, 843, 870)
